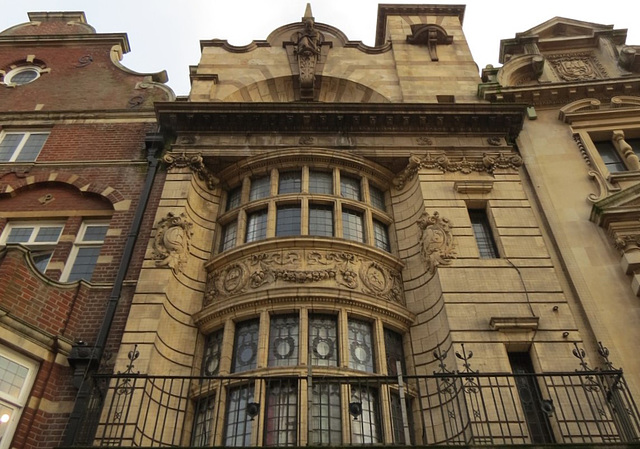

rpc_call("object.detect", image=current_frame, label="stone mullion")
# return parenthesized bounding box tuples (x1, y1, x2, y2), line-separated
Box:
(219, 318, 235, 375)
(301, 197, 309, 235)
(266, 200, 277, 238)
(302, 166, 310, 193)
(613, 130, 640, 170)
(241, 175, 251, 204)
(236, 209, 247, 245)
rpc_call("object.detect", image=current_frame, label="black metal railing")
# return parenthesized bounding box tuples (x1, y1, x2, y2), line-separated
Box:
(69, 369, 640, 447)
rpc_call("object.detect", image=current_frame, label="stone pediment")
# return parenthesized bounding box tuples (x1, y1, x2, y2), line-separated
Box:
(520, 17, 614, 40)
(591, 182, 640, 227)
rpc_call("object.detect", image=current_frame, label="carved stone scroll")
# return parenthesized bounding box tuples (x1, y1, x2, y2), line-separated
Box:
(163, 152, 218, 190)
(152, 212, 193, 274)
(416, 210, 456, 274)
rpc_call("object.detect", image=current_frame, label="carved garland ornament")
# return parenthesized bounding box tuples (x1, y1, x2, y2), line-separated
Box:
(393, 152, 523, 190)
(416, 210, 456, 274)
(204, 250, 403, 306)
(163, 153, 218, 190)
(152, 212, 193, 274)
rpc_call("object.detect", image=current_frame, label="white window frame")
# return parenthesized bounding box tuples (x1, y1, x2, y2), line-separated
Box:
(0, 346, 38, 449)
(0, 222, 64, 272)
(0, 131, 49, 162)
(60, 221, 109, 282)
(2, 66, 42, 87)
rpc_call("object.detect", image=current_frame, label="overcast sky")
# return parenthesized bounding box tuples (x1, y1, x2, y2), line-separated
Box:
(3, 0, 639, 96)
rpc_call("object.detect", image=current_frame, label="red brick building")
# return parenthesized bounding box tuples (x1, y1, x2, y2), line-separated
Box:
(0, 12, 173, 449)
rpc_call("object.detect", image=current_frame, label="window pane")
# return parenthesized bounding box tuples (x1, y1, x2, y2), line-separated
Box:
(227, 186, 242, 211)
(469, 209, 499, 258)
(232, 320, 259, 373)
(34, 226, 63, 243)
(6, 227, 34, 243)
(595, 140, 626, 172)
(309, 171, 333, 195)
(0, 134, 23, 162)
(192, 394, 216, 447)
(390, 393, 413, 444)
(0, 354, 29, 400)
(278, 171, 301, 194)
(276, 205, 301, 236)
(264, 379, 297, 446)
(224, 384, 254, 446)
(348, 319, 374, 372)
(309, 205, 333, 237)
(66, 247, 101, 282)
(202, 329, 224, 376)
(342, 209, 364, 243)
(350, 386, 380, 444)
(82, 225, 108, 242)
(340, 176, 361, 200)
(309, 315, 338, 367)
(384, 328, 405, 376)
(220, 221, 237, 252)
(369, 185, 386, 211)
(32, 251, 53, 272)
(15, 134, 48, 162)
(310, 382, 341, 445)
(268, 315, 299, 367)
(373, 220, 390, 252)
(246, 210, 268, 243)
(249, 176, 270, 201)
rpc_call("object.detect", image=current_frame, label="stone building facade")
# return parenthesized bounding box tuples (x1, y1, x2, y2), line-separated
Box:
(2, 5, 640, 449)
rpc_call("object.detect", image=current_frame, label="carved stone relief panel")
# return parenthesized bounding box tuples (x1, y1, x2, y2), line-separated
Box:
(152, 212, 193, 274)
(416, 209, 456, 274)
(547, 53, 606, 82)
(204, 249, 404, 307)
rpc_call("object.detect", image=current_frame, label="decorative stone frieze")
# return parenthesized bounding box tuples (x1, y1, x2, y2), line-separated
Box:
(162, 152, 218, 189)
(204, 248, 404, 306)
(416, 210, 456, 274)
(152, 212, 193, 274)
(393, 152, 523, 189)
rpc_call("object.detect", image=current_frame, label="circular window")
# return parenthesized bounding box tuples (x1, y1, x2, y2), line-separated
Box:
(4, 66, 41, 86)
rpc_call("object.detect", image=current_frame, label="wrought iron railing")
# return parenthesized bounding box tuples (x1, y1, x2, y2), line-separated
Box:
(70, 368, 640, 447)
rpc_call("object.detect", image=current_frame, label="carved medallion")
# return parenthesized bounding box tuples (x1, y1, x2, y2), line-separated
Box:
(152, 212, 193, 274)
(548, 54, 604, 81)
(416, 209, 456, 274)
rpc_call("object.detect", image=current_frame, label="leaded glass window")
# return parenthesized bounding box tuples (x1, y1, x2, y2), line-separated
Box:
(373, 220, 390, 252)
(192, 394, 216, 446)
(246, 209, 268, 243)
(279, 171, 302, 194)
(384, 328, 405, 376)
(264, 379, 297, 446)
(276, 205, 301, 236)
(350, 386, 380, 444)
(390, 392, 413, 444)
(348, 319, 374, 372)
(340, 176, 361, 200)
(227, 186, 242, 211)
(202, 329, 224, 376)
(268, 315, 299, 367)
(469, 209, 499, 258)
(369, 185, 386, 211)
(232, 320, 259, 373)
(224, 384, 254, 446)
(342, 209, 364, 243)
(249, 176, 271, 201)
(309, 315, 338, 367)
(309, 171, 333, 195)
(309, 205, 333, 237)
(310, 383, 341, 445)
(220, 221, 237, 252)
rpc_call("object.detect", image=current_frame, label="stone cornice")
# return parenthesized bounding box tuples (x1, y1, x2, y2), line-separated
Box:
(0, 109, 158, 124)
(0, 33, 131, 53)
(375, 4, 466, 46)
(155, 102, 525, 141)
(479, 77, 640, 107)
